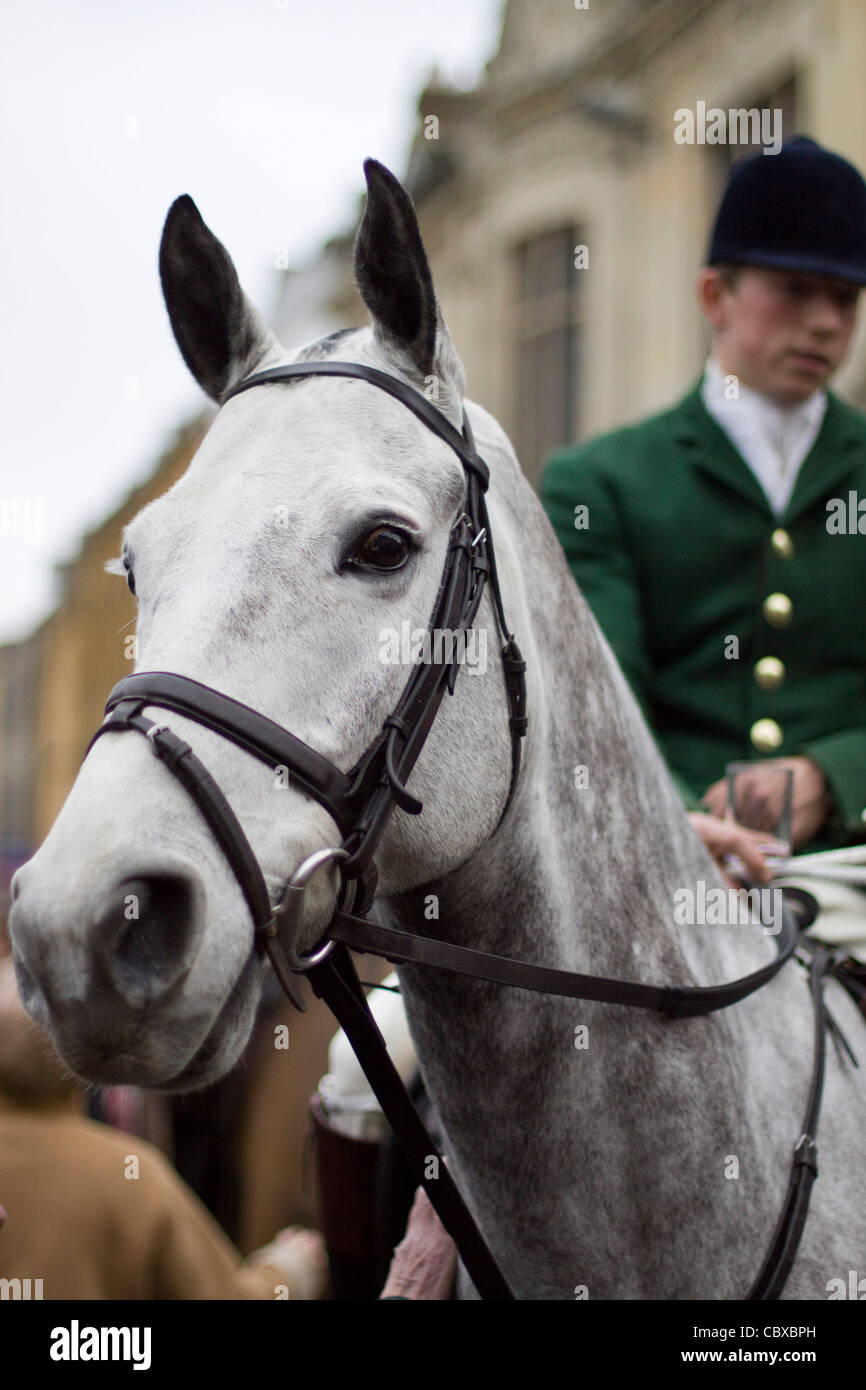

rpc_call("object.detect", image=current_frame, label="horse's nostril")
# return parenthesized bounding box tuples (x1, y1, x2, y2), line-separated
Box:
(12, 953, 47, 1024)
(96, 875, 199, 1005)
(10, 864, 27, 901)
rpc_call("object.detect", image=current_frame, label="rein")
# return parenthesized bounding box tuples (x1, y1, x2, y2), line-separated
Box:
(84, 360, 845, 1301)
(319, 899, 843, 1302)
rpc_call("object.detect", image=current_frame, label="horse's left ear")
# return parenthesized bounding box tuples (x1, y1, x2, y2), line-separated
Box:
(159, 195, 280, 402)
(354, 159, 465, 419)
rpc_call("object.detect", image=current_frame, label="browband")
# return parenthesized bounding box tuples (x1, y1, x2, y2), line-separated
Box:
(223, 360, 490, 488)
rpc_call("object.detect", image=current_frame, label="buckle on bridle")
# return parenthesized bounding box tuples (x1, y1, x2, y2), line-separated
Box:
(793, 1132, 819, 1176)
(265, 846, 356, 973)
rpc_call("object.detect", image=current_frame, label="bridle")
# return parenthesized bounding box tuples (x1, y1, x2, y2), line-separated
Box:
(84, 360, 849, 1301)
(84, 358, 531, 1296)
(89, 362, 526, 977)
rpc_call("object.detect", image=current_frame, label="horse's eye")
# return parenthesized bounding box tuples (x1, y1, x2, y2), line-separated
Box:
(125, 564, 136, 597)
(350, 527, 412, 572)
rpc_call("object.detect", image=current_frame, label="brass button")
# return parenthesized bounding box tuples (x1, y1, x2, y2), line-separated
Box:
(763, 592, 792, 628)
(754, 656, 785, 691)
(750, 718, 783, 752)
(771, 528, 794, 559)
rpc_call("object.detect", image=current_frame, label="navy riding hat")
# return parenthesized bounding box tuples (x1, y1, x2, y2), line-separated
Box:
(708, 135, 866, 285)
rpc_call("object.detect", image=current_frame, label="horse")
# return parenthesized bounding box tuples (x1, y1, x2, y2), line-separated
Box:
(9, 158, 865, 1299)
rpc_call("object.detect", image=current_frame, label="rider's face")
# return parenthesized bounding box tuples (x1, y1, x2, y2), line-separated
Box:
(698, 266, 861, 405)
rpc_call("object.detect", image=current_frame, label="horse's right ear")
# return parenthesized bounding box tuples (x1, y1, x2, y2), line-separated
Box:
(158, 196, 279, 403)
(353, 159, 465, 421)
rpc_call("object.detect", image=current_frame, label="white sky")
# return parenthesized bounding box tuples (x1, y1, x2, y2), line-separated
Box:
(0, 0, 503, 643)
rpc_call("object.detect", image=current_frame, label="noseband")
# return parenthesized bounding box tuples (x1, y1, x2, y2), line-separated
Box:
(86, 360, 528, 985)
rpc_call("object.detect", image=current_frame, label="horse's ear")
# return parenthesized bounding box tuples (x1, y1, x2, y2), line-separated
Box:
(159, 195, 279, 403)
(354, 159, 465, 415)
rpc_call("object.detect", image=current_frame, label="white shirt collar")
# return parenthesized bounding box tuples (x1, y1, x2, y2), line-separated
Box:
(700, 357, 827, 517)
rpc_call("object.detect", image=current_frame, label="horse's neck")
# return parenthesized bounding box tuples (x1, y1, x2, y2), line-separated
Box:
(386, 487, 799, 1297)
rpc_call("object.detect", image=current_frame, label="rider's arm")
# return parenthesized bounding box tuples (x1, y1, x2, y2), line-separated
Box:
(380, 1186, 457, 1300)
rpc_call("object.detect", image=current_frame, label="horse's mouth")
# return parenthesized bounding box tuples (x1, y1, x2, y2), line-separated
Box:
(49, 947, 265, 1095)
(148, 975, 259, 1093)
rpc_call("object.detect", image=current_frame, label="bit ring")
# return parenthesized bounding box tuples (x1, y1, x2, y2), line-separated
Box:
(268, 847, 355, 971)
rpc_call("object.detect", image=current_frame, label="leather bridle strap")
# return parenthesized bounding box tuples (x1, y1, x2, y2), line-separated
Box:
(336, 508, 485, 877)
(96, 672, 360, 833)
(326, 899, 800, 1016)
(221, 359, 527, 874)
(321, 896, 840, 1302)
(222, 361, 491, 485)
(307, 946, 515, 1300)
(746, 941, 833, 1301)
(87, 701, 275, 936)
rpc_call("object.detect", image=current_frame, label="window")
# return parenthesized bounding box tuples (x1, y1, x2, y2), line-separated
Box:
(708, 75, 799, 203)
(514, 227, 584, 486)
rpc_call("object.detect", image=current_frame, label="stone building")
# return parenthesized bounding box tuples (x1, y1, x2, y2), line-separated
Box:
(275, 0, 866, 486)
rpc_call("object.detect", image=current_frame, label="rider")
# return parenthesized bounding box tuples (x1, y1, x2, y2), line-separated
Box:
(540, 136, 866, 993)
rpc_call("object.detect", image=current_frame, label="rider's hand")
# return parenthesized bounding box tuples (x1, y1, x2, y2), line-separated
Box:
(687, 812, 783, 885)
(380, 1184, 457, 1300)
(701, 756, 830, 850)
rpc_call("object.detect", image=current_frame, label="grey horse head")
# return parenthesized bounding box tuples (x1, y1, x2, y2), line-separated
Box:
(8, 161, 520, 1092)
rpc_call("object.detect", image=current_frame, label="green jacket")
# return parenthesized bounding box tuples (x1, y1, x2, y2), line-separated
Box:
(539, 379, 866, 850)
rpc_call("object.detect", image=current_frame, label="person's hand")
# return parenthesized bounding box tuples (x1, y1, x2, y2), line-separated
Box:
(701, 757, 830, 850)
(687, 812, 784, 886)
(380, 1184, 457, 1300)
(247, 1225, 329, 1300)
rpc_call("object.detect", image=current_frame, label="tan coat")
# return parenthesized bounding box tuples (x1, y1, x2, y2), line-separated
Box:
(0, 1088, 286, 1300)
